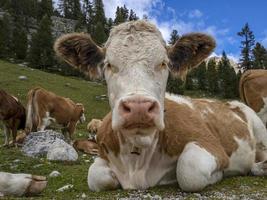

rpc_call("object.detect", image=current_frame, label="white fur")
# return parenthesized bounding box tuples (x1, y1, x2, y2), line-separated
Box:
(104, 22, 169, 131)
(224, 137, 255, 176)
(39, 112, 56, 131)
(257, 97, 267, 127)
(176, 142, 222, 192)
(0, 172, 32, 196)
(88, 158, 120, 192)
(165, 93, 194, 109)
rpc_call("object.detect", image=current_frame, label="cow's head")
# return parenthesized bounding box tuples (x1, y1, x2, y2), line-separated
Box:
(76, 103, 86, 123)
(55, 20, 215, 135)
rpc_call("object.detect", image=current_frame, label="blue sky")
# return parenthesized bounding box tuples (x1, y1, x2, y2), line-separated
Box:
(103, 0, 267, 61)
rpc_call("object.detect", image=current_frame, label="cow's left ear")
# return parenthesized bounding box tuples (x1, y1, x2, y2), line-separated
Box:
(167, 33, 215, 80)
(54, 33, 105, 79)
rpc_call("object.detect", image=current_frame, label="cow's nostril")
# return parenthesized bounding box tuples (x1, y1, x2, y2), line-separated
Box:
(122, 103, 131, 113)
(148, 102, 156, 113)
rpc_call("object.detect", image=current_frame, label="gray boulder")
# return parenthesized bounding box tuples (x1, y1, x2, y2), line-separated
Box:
(22, 130, 78, 161)
(47, 139, 78, 161)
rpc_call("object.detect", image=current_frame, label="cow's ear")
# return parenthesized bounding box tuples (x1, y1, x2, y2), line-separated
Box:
(167, 33, 215, 80)
(54, 33, 105, 79)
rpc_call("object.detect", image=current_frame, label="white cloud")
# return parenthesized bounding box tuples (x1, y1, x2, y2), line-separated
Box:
(188, 9, 203, 18)
(102, 0, 233, 52)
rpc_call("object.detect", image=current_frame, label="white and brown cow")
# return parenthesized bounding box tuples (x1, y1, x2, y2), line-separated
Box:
(0, 89, 26, 147)
(25, 87, 86, 141)
(54, 20, 267, 192)
(0, 172, 47, 197)
(240, 69, 267, 126)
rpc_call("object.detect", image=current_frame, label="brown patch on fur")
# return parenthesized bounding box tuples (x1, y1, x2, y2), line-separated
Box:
(54, 33, 105, 79)
(168, 33, 216, 80)
(26, 87, 84, 140)
(0, 90, 26, 145)
(73, 139, 99, 155)
(239, 69, 267, 113)
(97, 112, 120, 160)
(97, 98, 252, 170)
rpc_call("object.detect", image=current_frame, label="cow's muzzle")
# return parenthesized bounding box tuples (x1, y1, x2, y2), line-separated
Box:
(118, 96, 162, 130)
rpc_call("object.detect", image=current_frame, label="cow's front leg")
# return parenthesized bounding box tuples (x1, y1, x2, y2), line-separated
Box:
(88, 157, 120, 192)
(176, 142, 223, 192)
(2, 124, 10, 147)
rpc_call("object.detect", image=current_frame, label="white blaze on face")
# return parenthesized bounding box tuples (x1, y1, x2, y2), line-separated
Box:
(104, 25, 169, 131)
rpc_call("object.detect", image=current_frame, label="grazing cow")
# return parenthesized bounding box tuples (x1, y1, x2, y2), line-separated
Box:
(87, 119, 103, 134)
(0, 172, 47, 197)
(26, 87, 86, 141)
(239, 69, 267, 126)
(54, 20, 267, 192)
(0, 90, 26, 147)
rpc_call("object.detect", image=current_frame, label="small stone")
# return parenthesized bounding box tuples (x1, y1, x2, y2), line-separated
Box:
(81, 193, 86, 198)
(56, 184, 73, 192)
(49, 171, 61, 177)
(33, 164, 44, 168)
(18, 75, 28, 80)
(13, 159, 21, 163)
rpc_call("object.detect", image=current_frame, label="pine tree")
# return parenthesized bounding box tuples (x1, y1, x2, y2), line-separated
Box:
(91, 0, 107, 44)
(106, 18, 113, 35)
(37, 0, 53, 20)
(168, 30, 179, 45)
(252, 42, 267, 69)
(184, 70, 195, 90)
(82, 0, 94, 34)
(0, 14, 12, 58)
(29, 15, 54, 69)
(166, 74, 184, 95)
(218, 51, 237, 98)
(12, 20, 28, 60)
(114, 6, 129, 25)
(196, 61, 207, 90)
(237, 23, 255, 71)
(129, 9, 139, 21)
(206, 59, 219, 94)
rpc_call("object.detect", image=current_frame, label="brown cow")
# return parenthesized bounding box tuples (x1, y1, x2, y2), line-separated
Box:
(54, 20, 267, 192)
(0, 90, 26, 147)
(73, 139, 98, 155)
(240, 69, 267, 126)
(25, 87, 86, 141)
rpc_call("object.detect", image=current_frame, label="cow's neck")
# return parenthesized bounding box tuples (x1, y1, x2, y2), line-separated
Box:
(107, 129, 177, 189)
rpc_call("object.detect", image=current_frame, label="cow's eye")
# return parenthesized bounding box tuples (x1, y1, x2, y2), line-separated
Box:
(156, 62, 168, 70)
(105, 63, 119, 73)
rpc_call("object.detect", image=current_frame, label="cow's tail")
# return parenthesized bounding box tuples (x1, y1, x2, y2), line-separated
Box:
(25, 88, 41, 133)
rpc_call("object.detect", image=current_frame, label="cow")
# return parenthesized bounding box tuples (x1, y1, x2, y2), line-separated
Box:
(25, 87, 86, 141)
(54, 20, 267, 192)
(73, 139, 99, 155)
(87, 119, 103, 134)
(0, 172, 47, 197)
(0, 90, 26, 147)
(239, 69, 267, 127)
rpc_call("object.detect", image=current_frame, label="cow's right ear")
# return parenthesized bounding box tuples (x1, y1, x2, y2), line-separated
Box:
(54, 33, 105, 79)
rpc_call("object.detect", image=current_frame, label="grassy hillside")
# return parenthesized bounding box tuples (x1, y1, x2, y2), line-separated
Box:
(0, 60, 267, 199)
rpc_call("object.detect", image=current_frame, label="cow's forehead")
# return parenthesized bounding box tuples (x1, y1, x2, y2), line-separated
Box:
(104, 21, 167, 66)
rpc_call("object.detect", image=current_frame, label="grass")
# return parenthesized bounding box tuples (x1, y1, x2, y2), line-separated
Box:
(0, 59, 267, 199)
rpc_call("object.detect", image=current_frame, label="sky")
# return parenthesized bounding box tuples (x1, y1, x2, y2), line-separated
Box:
(102, 0, 267, 61)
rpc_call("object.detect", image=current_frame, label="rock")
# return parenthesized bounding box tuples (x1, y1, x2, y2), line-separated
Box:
(22, 130, 65, 157)
(56, 184, 73, 192)
(13, 159, 21, 163)
(33, 164, 44, 168)
(47, 139, 78, 161)
(49, 171, 61, 177)
(81, 193, 86, 198)
(18, 75, 28, 80)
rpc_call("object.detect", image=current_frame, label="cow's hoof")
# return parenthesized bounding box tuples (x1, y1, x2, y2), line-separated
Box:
(25, 175, 47, 196)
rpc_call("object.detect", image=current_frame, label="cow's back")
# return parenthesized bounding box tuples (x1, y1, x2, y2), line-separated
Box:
(239, 70, 267, 113)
